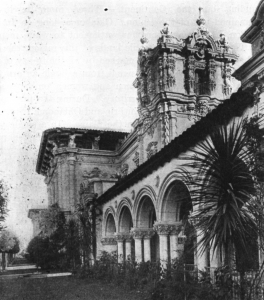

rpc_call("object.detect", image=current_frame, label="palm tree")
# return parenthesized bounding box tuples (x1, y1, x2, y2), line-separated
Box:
(180, 120, 259, 270)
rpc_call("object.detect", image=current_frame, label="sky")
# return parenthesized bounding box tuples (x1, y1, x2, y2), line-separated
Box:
(0, 0, 261, 248)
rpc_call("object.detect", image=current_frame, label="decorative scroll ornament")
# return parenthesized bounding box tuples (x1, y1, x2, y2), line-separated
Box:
(146, 141, 158, 159)
(133, 152, 140, 167)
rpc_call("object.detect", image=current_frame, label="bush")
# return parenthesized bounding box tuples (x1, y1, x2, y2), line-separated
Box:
(74, 254, 241, 300)
(26, 235, 66, 270)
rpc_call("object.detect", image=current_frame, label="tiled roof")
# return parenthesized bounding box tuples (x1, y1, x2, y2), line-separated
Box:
(97, 88, 255, 205)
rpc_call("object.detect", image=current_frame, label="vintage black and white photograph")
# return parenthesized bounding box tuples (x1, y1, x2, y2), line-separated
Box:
(0, 0, 264, 299)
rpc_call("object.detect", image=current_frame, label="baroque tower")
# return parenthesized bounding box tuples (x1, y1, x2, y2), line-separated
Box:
(133, 8, 238, 158)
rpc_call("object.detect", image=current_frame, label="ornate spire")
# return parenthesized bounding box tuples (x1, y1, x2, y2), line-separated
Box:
(196, 7, 206, 26)
(140, 27, 148, 47)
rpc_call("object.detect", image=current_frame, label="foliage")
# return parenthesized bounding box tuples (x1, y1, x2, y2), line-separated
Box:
(27, 205, 81, 271)
(179, 120, 259, 268)
(74, 195, 102, 266)
(38, 203, 66, 237)
(0, 230, 20, 253)
(0, 180, 10, 230)
(75, 253, 242, 300)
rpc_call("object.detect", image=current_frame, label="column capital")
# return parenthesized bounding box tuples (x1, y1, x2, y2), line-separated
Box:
(154, 222, 182, 235)
(101, 237, 117, 245)
(130, 228, 155, 239)
(115, 233, 131, 242)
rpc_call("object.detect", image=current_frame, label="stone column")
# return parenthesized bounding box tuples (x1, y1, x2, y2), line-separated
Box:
(131, 229, 144, 263)
(143, 230, 155, 262)
(170, 225, 182, 261)
(154, 223, 171, 267)
(125, 237, 132, 261)
(115, 234, 125, 263)
(196, 229, 208, 271)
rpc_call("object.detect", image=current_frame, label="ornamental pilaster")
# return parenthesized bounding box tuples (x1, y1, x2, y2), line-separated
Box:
(67, 154, 76, 209)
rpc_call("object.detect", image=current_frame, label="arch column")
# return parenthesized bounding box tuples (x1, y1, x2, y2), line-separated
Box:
(196, 229, 208, 271)
(154, 223, 170, 267)
(115, 234, 125, 263)
(143, 230, 155, 262)
(125, 236, 133, 260)
(131, 228, 144, 263)
(169, 224, 183, 261)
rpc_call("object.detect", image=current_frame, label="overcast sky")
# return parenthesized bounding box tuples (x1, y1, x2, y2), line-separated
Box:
(0, 0, 261, 248)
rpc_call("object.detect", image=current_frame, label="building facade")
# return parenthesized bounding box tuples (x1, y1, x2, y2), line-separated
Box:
(30, 5, 264, 270)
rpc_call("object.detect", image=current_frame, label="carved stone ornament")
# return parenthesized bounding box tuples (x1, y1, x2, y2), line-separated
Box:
(154, 223, 171, 235)
(133, 152, 140, 167)
(155, 175, 160, 188)
(163, 112, 170, 145)
(143, 229, 155, 239)
(131, 190, 135, 200)
(146, 141, 158, 159)
(68, 134, 76, 148)
(50, 140, 58, 155)
(130, 228, 154, 239)
(154, 222, 182, 236)
(101, 237, 117, 245)
(120, 163, 129, 177)
(93, 136, 100, 150)
(261, 24, 264, 50)
(115, 233, 132, 242)
(83, 167, 109, 179)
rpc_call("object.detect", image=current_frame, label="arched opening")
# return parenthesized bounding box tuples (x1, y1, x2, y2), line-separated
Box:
(137, 196, 159, 262)
(161, 180, 193, 264)
(161, 180, 192, 223)
(119, 206, 133, 233)
(119, 206, 134, 261)
(105, 213, 116, 236)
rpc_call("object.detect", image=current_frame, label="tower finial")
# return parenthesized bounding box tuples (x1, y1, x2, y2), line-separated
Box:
(140, 27, 148, 46)
(199, 7, 203, 18)
(196, 7, 206, 26)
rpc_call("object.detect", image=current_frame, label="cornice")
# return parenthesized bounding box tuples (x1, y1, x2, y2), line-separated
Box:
(233, 49, 264, 83)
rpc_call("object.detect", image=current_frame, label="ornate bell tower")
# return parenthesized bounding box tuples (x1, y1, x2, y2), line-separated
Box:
(132, 8, 238, 161)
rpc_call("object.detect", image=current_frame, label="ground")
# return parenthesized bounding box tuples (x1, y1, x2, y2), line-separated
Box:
(0, 276, 144, 300)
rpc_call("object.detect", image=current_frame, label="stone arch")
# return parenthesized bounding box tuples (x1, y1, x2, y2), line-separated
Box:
(135, 196, 157, 229)
(134, 187, 159, 262)
(104, 207, 116, 237)
(116, 198, 133, 233)
(158, 172, 192, 222)
(133, 186, 157, 225)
